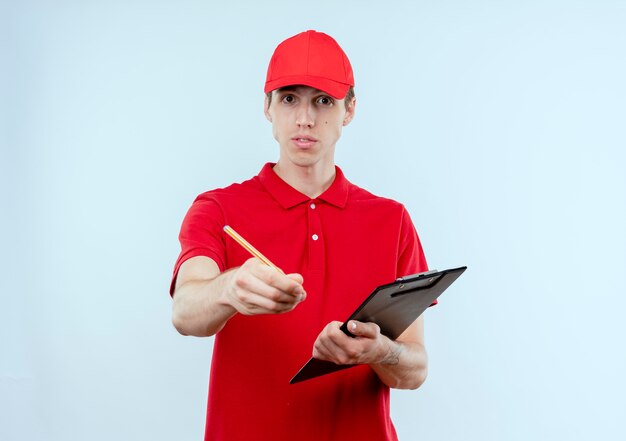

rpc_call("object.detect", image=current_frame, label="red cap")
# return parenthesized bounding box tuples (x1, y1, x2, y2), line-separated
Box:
(264, 30, 354, 100)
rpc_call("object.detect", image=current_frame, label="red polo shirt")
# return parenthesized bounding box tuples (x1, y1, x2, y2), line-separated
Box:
(172, 163, 428, 441)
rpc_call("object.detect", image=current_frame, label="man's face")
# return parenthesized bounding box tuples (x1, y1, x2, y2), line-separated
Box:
(264, 85, 355, 169)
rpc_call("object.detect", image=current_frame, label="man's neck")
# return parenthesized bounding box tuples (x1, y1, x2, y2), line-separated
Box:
(272, 161, 336, 199)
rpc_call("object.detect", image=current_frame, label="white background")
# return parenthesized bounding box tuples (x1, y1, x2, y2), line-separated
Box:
(2, 1, 625, 440)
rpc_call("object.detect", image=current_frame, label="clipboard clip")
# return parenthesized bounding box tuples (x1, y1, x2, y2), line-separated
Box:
(395, 269, 439, 282)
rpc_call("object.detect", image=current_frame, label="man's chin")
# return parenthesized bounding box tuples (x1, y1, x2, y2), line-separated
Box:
(288, 155, 326, 169)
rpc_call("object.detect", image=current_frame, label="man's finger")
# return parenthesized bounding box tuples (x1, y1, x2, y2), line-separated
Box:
(244, 259, 306, 299)
(286, 273, 304, 285)
(259, 267, 305, 298)
(347, 321, 380, 338)
(239, 292, 299, 315)
(314, 329, 351, 364)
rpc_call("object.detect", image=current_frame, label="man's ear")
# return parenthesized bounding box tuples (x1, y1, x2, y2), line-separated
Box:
(264, 95, 272, 122)
(342, 97, 356, 126)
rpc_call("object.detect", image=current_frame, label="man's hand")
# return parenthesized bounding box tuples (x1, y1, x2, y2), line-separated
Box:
(312, 320, 401, 366)
(172, 256, 306, 337)
(223, 257, 306, 315)
(312, 318, 428, 389)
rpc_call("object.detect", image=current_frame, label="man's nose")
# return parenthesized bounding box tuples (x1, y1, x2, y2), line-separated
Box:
(296, 103, 315, 128)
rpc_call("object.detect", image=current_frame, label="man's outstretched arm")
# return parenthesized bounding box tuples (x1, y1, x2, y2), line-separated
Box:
(172, 256, 306, 337)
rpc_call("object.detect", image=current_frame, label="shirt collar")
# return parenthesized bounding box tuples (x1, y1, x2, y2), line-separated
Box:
(257, 163, 350, 209)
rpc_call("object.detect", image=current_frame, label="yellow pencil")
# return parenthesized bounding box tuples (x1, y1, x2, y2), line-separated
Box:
(223, 225, 285, 274)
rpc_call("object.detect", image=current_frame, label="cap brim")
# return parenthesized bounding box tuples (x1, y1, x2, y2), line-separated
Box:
(265, 75, 350, 100)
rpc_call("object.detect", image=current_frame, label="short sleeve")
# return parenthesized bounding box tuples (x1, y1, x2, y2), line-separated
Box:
(397, 206, 428, 275)
(169, 195, 227, 295)
(397, 206, 436, 306)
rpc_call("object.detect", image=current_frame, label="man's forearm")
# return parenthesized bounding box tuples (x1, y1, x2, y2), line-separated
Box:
(172, 257, 306, 337)
(171, 272, 237, 337)
(370, 340, 428, 390)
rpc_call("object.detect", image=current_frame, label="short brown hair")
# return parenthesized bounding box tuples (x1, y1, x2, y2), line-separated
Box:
(266, 86, 355, 111)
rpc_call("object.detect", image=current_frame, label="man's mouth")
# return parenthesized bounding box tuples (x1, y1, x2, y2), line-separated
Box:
(292, 136, 318, 148)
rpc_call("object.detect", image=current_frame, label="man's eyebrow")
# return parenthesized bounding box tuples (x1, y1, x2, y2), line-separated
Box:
(276, 86, 297, 93)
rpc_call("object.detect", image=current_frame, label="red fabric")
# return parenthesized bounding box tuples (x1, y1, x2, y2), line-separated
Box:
(171, 163, 429, 441)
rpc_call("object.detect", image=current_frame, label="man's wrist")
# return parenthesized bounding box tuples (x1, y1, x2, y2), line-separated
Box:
(213, 269, 239, 314)
(378, 340, 403, 366)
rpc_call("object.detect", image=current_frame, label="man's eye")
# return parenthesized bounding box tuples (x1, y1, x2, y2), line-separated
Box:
(282, 95, 295, 103)
(317, 96, 333, 106)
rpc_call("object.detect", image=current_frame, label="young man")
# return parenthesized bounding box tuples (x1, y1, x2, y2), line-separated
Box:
(170, 30, 430, 441)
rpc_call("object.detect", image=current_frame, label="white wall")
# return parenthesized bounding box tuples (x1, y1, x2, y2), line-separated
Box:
(2, 1, 625, 440)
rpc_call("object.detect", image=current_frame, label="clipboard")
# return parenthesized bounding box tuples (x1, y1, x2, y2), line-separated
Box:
(289, 266, 467, 384)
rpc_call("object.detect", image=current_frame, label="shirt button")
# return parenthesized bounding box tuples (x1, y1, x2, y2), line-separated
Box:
(312, 234, 319, 241)
(310, 203, 316, 209)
